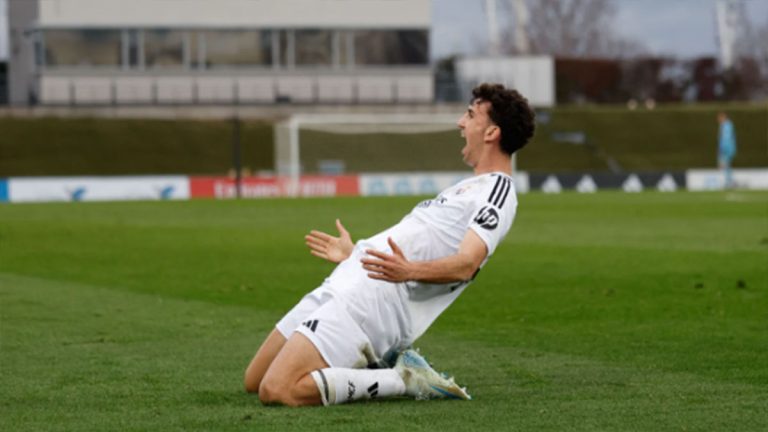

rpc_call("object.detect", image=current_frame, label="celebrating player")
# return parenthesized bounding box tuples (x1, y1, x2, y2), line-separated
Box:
(244, 83, 536, 406)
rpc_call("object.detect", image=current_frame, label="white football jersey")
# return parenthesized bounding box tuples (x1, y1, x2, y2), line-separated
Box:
(325, 172, 517, 354)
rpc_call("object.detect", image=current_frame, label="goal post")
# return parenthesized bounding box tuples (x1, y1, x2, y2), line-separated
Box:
(274, 113, 518, 196)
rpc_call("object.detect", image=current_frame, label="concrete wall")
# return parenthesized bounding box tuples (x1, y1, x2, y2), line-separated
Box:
(37, 0, 430, 28)
(38, 71, 434, 105)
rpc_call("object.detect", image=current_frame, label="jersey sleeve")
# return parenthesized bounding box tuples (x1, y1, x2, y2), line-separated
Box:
(467, 175, 517, 257)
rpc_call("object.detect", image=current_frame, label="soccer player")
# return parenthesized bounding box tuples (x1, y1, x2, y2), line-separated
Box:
(244, 83, 536, 406)
(717, 112, 737, 189)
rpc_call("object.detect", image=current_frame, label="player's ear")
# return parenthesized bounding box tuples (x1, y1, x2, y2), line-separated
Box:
(484, 125, 500, 142)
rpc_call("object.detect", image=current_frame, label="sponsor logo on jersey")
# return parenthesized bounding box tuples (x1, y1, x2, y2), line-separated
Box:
(416, 196, 447, 209)
(474, 205, 499, 230)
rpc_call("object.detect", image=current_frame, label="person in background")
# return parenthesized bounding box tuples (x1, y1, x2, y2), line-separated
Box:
(717, 112, 737, 189)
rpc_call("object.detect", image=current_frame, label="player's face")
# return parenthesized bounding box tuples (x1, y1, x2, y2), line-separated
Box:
(457, 100, 494, 167)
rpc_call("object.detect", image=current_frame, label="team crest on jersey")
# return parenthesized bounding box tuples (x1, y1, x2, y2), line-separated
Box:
(454, 185, 473, 195)
(474, 206, 499, 230)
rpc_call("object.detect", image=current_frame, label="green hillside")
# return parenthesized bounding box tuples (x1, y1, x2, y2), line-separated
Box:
(0, 117, 274, 176)
(522, 105, 768, 172)
(0, 105, 765, 177)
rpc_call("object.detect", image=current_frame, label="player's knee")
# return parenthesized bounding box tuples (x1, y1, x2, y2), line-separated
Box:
(257, 380, 277, 404)
(244, 364, 264, 394)
(244, 373, 260, 394)
(258, 378, 293, 406)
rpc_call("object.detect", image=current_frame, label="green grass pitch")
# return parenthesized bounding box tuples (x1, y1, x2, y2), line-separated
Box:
(1, 191, 766, 431)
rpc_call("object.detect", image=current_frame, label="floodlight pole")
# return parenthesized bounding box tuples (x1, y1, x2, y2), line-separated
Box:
(231, 116, 242, 199)
(485, 0, 500, 56)
(288, 117, 301, 197)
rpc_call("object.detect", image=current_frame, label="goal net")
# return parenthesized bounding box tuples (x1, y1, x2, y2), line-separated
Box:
(275, 113, 475, 177)
(274, 113, 520, 195)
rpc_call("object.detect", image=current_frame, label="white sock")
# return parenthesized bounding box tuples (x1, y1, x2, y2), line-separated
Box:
(310, 368, 405, 405)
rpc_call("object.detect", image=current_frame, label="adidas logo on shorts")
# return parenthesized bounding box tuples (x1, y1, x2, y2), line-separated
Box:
(302, 319, 319, 332)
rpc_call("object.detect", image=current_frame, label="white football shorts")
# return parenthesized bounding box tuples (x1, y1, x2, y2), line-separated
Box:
(276, 285, 381, 369)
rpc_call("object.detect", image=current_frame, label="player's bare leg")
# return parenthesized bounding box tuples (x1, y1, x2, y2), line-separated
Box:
(244, 329, 287, 393)
(258, 332, 329, 406)
(255, 332, 401, 406)
(251, 331, 470, 406)
(256, 335, 473, 406)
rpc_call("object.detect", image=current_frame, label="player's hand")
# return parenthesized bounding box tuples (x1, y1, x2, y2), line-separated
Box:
(305, 219, 354, 264)
(361, 237, 413, 282)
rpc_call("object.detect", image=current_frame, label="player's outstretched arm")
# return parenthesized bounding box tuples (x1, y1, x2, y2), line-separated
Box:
(304, 219, 354, 264)
(361, 231, 487, 283)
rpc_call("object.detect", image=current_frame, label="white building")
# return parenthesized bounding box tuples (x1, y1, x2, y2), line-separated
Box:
(9, 0, 432, 106)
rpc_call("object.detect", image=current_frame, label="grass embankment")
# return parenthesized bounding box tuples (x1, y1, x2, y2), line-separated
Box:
(0, 105, 765, 176)
(0, 117, 274, 177)
(301, 105, 768, 172)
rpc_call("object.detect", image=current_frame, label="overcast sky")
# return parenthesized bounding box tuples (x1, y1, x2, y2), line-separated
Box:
(432, 0, 768, 59)
(1, 0, 766, 61)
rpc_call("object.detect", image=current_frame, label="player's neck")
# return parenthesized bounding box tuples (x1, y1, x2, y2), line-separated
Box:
(473, 155, 512, 176)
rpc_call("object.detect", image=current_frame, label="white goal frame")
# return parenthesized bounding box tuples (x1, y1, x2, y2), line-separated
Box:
(274, 113, 518, 196)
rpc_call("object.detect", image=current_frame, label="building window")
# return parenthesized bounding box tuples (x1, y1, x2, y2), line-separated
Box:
(189, 31, 205, 69)
(295, 30, 332, 66)
(145, 30, 185, 68)
(124, 30, 142, 69)
(354, 30, 428, 66)
(335, 31, 353, 67)
(201, 30, 272, 68)
(278, 30, 294, 68)
(34, 31, 45, 68)
(44, 29, 122, 67)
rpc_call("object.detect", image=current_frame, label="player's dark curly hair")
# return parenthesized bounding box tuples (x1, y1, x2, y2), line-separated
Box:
(472, 83, 536, 155)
